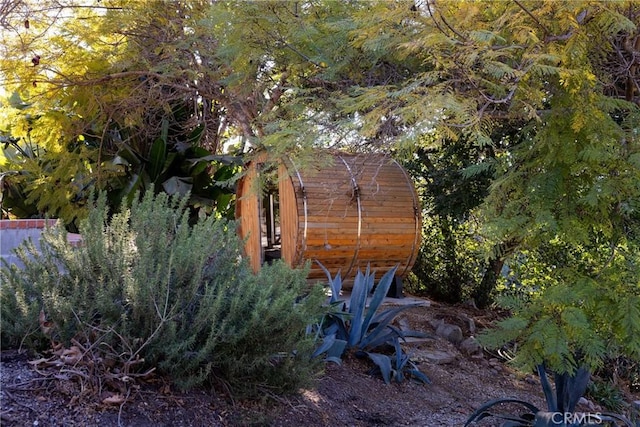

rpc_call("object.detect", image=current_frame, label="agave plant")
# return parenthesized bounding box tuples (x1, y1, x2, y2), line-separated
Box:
(465, 364, 634, 426)
(312, 263, 431, 384)
(363, 336, 429, 385)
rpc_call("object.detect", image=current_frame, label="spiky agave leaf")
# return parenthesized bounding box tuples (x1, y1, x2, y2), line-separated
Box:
(596, 412, 634, 427)
(360, 266, 398, 337)
(316, 260, 342, 303)
(464, 398, 540, 427)
(527, 409, 633, 427)
(537, 363, 591, 414)
(364, 351, 393, 384)
(538, 364, 558, 412)
(359, 321, 403, 350)
(554, 366, 590, 413)
(312, 333, 346, 364)
(391, 337, 412, 383)
(348, 268, 371, 347)
(314, 262, 429, 384)
(359, 305, 423, 349)
(406, 365, 431, 384)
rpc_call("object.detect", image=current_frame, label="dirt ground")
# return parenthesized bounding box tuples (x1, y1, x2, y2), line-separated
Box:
(1, 297, 635, 427)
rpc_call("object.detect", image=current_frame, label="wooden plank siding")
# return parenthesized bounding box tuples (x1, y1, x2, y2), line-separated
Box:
(235, 163, 262, 273)
(236, 152, 421, 286)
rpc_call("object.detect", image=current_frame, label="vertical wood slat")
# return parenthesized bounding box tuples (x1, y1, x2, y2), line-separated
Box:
(235, 162, 262, 273)
(279, 163, 298, 267)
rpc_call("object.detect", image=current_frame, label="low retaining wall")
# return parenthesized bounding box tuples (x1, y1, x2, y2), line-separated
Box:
(0, 219, 82, 269)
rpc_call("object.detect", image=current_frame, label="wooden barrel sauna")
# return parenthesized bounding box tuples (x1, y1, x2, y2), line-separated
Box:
(235, 151, 421, 286)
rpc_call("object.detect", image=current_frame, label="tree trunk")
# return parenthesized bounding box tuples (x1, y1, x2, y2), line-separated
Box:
(473, 256, 504, 309)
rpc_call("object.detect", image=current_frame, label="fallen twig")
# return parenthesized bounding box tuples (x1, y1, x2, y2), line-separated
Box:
(2, 390, 38, 413)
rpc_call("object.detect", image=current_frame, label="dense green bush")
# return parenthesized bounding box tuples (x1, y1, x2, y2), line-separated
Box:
(484, 235, 640, 374)
(403, 141, 497, 306)
(475, 237, 640, 425)
(0, 191, 325, 397)
(408, 215, 485, 303)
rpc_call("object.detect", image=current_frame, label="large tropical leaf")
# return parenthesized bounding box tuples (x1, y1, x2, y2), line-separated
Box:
(162, 176, 192, 196)
(148, 124, 167, 182)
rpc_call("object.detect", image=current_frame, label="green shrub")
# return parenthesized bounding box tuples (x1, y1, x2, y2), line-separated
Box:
(587, 380, 626, 413)
(408, 216, 483, 304)
(403, 140, 495, 306)
(470, 238, 640, 426)
(160, 259, 326, 395)
(0, 190, 325, 398)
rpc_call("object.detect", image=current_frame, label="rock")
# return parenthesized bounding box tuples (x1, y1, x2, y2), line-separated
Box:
(419, 350, 456, 365)
(398, 317, 410, 331)
(488, 358, 503, 372)
(578, 397, 597, 412)
(459, 336, 481, 355)
(463, 299, 478, 309)
(434, 320, 463, 345)
(458, 314, 476, 334)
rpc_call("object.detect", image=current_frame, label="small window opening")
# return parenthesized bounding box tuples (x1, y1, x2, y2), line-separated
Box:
(259, 165, 281, 265)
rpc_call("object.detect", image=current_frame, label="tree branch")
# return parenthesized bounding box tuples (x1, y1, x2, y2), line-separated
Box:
(40, 70, 198, 93)
(437, 10, 466, 42)
(262, 71, 289, 115)
(513, 0, 550, 37)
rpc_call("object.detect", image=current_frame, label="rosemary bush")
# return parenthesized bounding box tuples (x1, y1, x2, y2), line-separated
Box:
(1, 191, 324, 397)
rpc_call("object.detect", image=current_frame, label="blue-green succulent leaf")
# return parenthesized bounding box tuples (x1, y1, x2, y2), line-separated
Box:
(366, 352, 392, 385)
(407, 369, 431, 384)
(361, 265, 398, 337)
(465, 398, 540, 426)
(538, 364, 558, 412)
(312, 333, 337, 359)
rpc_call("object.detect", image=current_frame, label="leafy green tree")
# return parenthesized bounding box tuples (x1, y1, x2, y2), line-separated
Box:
(405, 137, 493, 304)
(0, 0, 308, 222)
(239, 0, 640, 377)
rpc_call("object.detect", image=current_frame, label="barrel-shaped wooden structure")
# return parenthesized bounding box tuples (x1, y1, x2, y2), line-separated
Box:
(235, 152, 421, 285)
